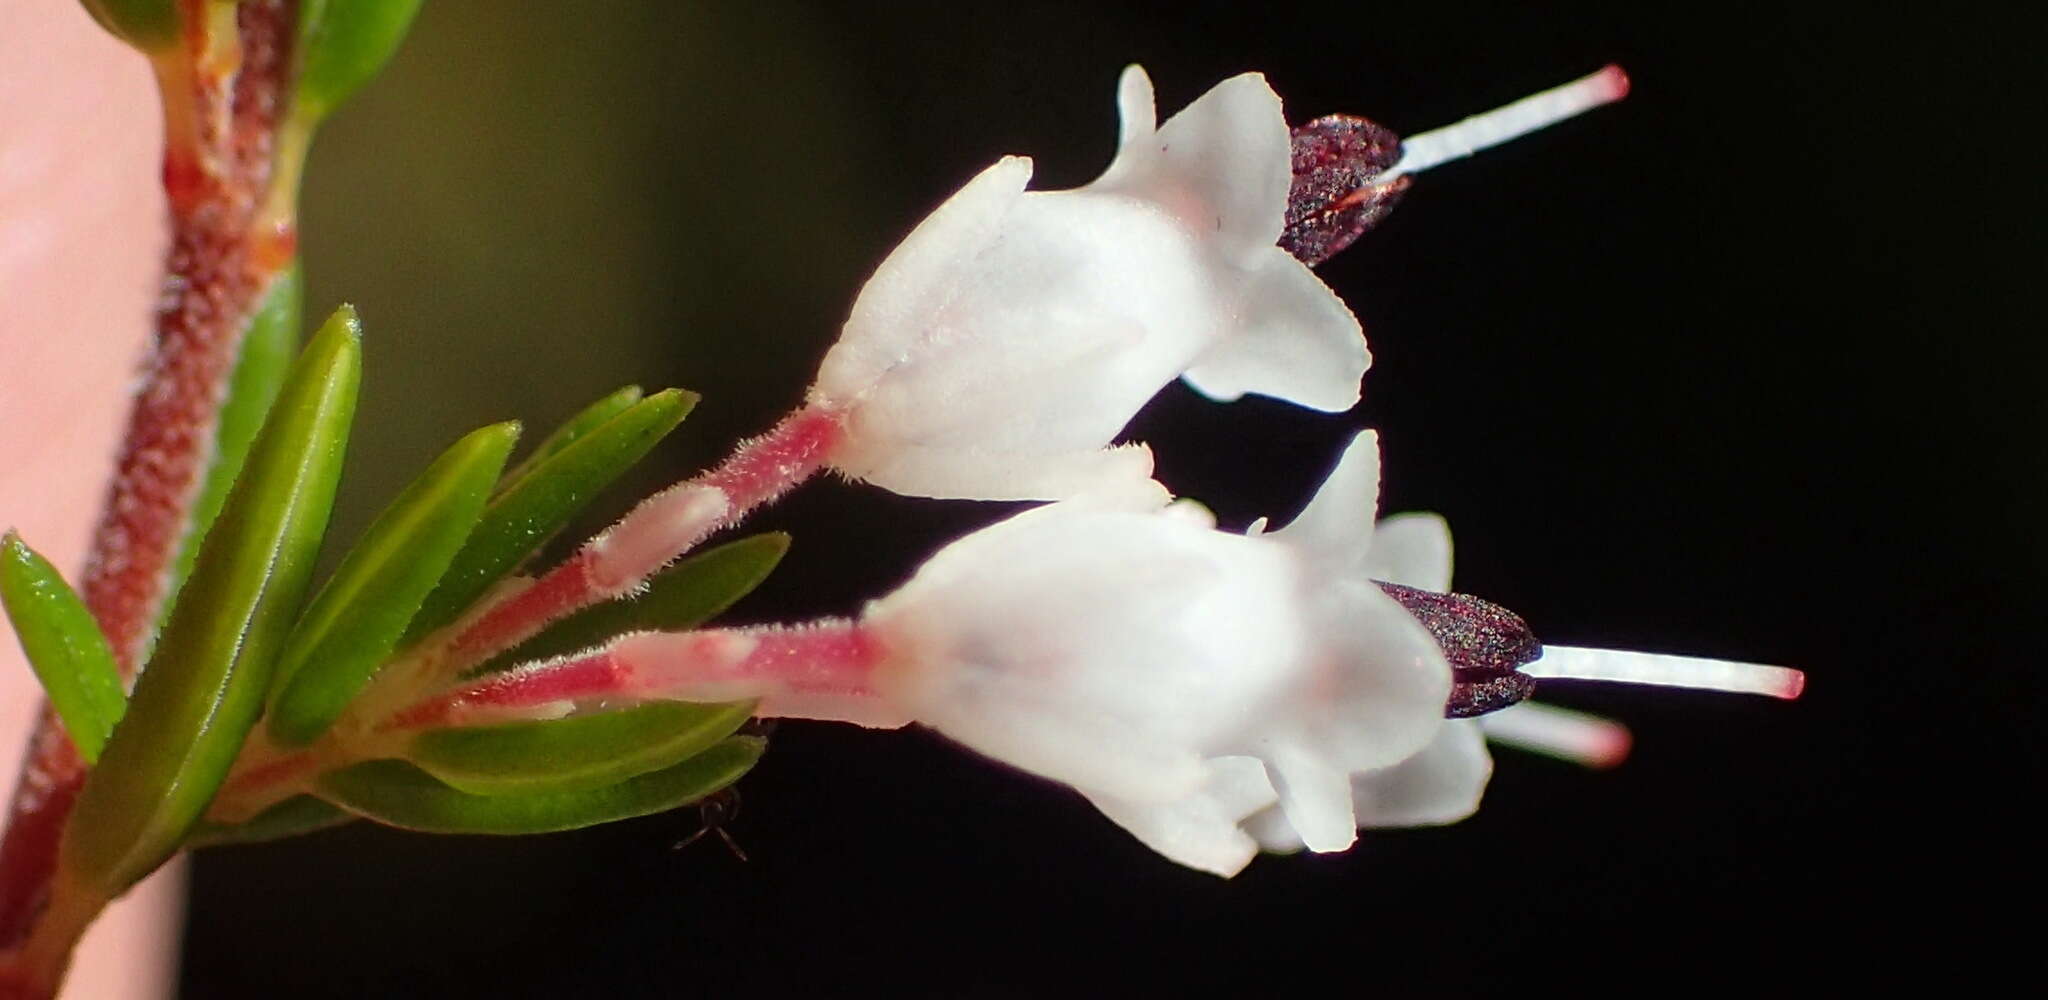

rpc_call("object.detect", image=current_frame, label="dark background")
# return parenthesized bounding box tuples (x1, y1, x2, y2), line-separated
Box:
(180, 2, 2038, 994)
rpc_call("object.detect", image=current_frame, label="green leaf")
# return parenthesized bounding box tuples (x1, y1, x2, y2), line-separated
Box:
(77, 0, 180, 52)
(407, 701, 754, 796)
(406, 389, 697, 641)
(64, 307, 361, 895)
(0, 534, 125, 764)
(185, 795, 354, 849)
(159, 263, 302, 647)
(265, 421, 521, 747)
(292, 0, 427, 124)
(477, 533, 789, 676)
(498, 385, 643, 492)
(317, 736, 764, 835)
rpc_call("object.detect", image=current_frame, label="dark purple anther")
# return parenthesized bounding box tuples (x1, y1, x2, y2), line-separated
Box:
(1376, 582, 1542, 718)
(1281, 114, 1411, 265)
(1446, 671, 1538, 720)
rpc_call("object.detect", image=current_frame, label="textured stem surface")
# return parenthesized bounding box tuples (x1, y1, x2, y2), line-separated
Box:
(0, 0, 296, 957)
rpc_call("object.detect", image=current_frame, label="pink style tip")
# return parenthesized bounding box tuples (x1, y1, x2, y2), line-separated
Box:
(1586, 726, 1634, 769)
(1478, 702, 1635, 770)
(1593, 64, 1631, 102)
(1778, 670, 1808, 700)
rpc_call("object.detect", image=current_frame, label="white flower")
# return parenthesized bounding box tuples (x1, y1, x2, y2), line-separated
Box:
(1245, 509, 1495, 853)
(810, 65, 1367, 503)
(861, 431, 1451, 876)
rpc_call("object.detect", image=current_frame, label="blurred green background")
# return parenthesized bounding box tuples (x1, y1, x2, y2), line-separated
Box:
(303, 2, 881, 557)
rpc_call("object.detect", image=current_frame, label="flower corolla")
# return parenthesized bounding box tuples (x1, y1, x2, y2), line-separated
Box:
(811, 66, 1368, 503)
(1242, 510, 1495, 853)
(861, 432, 1454, 876)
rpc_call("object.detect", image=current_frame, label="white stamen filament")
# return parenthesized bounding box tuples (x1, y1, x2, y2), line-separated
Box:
(1522, 645, 1806, 700)
(1389, 65, 1630, 177)
(1479, 701, 1633, 769)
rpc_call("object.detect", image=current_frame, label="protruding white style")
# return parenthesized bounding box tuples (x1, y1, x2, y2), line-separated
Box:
(1390, 65, 1631, 178)
(862, 432, 1450, 876)
(1521, 646, 1806, 699)
(812, 65, 1367, 503)
(1477, 702, 1633, 770)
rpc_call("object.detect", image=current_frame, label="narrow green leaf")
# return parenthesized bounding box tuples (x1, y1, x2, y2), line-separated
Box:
(476, 533, 789, 676)
(498, 385, 643, 492)
(0, 534, 125, 764)
(265, 421, 521, 747)
(408, 701, 754, 796)
(406, 389, 697, 641)
(292, 0, 427, 124)
(159, 263, 302, 645)
(78, 0, 180, 52)
(317, 736, 765, 835)
(185, 795, 354, 849)
(65, 307, 361, 895)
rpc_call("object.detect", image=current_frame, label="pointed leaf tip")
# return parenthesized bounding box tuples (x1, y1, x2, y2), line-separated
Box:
(407, 389, 696, 640)
(65, 312, 360, 893)
(499, 385, 646, 491)
(267, 420, 521, 747)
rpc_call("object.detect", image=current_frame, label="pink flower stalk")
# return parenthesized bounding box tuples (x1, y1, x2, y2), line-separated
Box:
(400, 622, 901, 732)
(445, 409, 847, 661)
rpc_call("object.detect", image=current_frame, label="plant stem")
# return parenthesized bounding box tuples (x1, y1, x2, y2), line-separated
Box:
(0, 874, 108, 1000)
(0, 0, 298, 966)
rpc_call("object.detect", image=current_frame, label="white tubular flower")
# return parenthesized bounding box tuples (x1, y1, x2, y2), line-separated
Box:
(1249, 508, 1493, 852)
(862, 431, 1448, 876)
(811, 65, 1367, 502)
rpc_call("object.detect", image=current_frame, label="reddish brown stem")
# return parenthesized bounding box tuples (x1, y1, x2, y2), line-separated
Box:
(0, 0, 296, 961)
